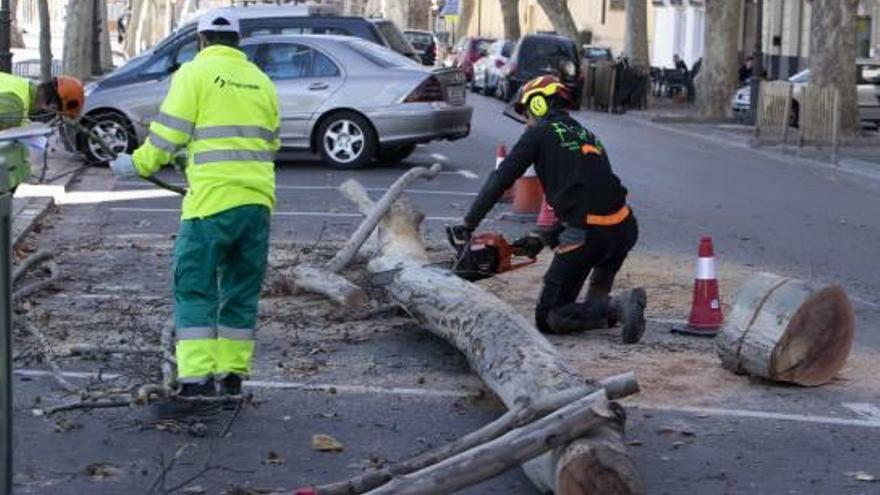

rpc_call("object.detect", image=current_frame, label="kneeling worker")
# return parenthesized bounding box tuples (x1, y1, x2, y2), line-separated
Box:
(450, 75, 646, 342)
(110, 9, 280, 414)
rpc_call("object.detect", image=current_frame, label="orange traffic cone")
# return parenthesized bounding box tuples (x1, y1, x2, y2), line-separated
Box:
(685, 236, 723, 336)
(497, 144, 513, 202)
(512, 166, 543, 215)
(536, 196, 557, 227)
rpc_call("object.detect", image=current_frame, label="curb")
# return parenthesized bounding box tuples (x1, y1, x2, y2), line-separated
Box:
(12, 155, 87, 249)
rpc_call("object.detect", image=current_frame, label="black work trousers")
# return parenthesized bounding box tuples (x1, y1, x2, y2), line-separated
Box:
(535, 213, 639, 334)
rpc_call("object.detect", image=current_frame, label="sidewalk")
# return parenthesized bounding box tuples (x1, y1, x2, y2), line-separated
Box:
(619, 99, 880, 182)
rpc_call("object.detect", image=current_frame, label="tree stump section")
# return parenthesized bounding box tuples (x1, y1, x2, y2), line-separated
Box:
(341, 183, 644, 495)
(716, 272, 854, 386)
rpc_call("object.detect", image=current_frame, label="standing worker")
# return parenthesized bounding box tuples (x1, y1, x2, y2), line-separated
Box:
(450, 75, 647, 342)
(0, 73, 84, 188)
(110, 9, 280, 416)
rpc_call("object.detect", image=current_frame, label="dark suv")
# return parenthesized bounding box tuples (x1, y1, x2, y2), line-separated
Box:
(499, 34, 582, 107)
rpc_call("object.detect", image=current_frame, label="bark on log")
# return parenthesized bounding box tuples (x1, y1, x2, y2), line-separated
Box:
(290, 164, 441, 307)
(313, 373, 639, 495)
(716, 272, 854, 386)
(366, 390, 619, 495)
(342, 182, 644, 495)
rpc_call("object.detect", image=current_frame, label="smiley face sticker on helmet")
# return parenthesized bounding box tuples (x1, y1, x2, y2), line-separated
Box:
(529, 94, 548, 117)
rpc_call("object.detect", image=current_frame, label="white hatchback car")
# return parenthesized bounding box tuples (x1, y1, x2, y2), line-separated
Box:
(731, 59, 880, 127)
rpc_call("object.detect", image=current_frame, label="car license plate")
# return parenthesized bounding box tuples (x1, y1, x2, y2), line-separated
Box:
(447, 86, 465, 104)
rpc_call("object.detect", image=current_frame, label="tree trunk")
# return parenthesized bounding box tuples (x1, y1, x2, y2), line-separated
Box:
(623, 0, 648, 67)
(37, 0, 52, 81)
(341, 185, 645, 495)
(535, 0, 579, 42)
(716, 272, 854, 386)
(62, 0, 95, 79)
(809, 0, 860, 135)
(696, 0, 741, 119)
(98, 0, 112, 71)
(499, 0, 520, 41)
(455, 0, 475, 42)
(382, 0, 408, 30)
(407, 0, 430, 30)
(10, 0, 24, 49)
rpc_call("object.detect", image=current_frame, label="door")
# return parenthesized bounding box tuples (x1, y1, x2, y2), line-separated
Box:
(253, 42, 345, 149)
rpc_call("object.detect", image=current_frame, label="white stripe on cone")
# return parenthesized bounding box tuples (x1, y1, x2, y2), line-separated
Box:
(695, 257, 717, 280)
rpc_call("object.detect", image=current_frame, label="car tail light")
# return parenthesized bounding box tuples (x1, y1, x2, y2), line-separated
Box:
(404, 76, 444, 103)
(495, 59, 505, 69)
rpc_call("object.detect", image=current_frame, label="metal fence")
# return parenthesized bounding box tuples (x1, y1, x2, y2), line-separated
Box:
(755, 81, 840, 162)
(12, 59, 63, 80)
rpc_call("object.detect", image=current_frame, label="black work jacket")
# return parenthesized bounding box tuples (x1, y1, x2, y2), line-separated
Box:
(465, 110, 628, 228)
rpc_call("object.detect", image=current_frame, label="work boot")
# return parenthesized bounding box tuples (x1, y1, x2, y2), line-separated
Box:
(217, 374, 243, 410)
(609, 288, 647, 344)
(155, 379, 220, 419)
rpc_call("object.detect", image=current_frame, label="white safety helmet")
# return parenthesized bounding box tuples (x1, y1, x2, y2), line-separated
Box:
(197, 8, 240, 34)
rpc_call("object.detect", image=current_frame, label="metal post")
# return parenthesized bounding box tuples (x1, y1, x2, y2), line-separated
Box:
(831, 89, 840, 164)
(0, 142, 14, 495)
(0, 0, 11, 73)
(749, 0, 764, 125)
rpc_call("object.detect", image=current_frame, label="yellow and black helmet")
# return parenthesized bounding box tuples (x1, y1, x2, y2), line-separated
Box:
(513, 75, 573, 118)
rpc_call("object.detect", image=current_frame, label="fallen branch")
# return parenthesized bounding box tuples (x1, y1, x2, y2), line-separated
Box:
(66, 344, 162, 356)
(340, 180, 644, 495)
(290, 163, 442, 307)
(365, 389, 618, 495)
(13, 261, 60, 303)
(13, 250, 53, 284)
(311, 373, 638, 495)
(20, 318, 80, 394)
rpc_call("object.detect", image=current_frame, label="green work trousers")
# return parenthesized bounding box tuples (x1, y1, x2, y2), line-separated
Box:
(173, 204, 270, 384)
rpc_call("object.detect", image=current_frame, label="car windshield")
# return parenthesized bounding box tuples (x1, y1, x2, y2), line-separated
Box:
(520, 40, 576, 72)
(345, 38, 418, 68)
(585, 47, 611, 60)
(374, 21, 417, 56)
(474, 39, 493, 54)
(406, 31, 434, 49)
(788, 70, 810, 84)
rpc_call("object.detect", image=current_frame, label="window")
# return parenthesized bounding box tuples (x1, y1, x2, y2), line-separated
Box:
(279, 26, 351, 35)
(141, 38, 198, 76)
(175, 40, 198, 66)
(345, 38, 416, 68)
(859, 65, 880, 85)
(501, 41, 514, 58)
(257, 43, 340, 80)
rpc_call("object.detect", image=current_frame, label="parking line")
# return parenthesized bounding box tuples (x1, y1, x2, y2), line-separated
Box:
(109, 207, 460, 222)
(15, 368, 880, 428)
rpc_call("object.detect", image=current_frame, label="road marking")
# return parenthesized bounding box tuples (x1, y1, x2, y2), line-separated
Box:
(429, 153, 449, 162)
(113, 182, 479, 196)
(13, 369, 479, 399)
(631, 403, 880, 429)
(842, 403, 880, 421)
(109, 207, 460, 222)
(454, 170, 479, 179)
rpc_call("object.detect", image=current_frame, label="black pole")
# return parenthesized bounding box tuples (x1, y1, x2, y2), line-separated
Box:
(0, 0, 11, 73)
(0, 143, 13, 495)
(749, 0, 764, 124)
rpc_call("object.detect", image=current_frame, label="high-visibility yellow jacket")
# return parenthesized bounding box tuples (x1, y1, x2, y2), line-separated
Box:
(0, 72, 34, 131)
(133, 45, 280, 220)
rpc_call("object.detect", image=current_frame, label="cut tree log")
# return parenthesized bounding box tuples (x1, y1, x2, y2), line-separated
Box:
(311, 372, 639, 495)
(340, 181, 644, 495)
(716, 272, 854, 386)
(365, 389, 620, 495)
(290, 164, 442, 307)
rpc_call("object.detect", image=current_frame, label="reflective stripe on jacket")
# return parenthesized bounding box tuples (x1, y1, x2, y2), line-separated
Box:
(0, 72, 33, 130)
(132, 45, 281, 220)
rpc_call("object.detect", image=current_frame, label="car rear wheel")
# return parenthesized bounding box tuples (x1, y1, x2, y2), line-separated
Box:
(78, 111, 134, 163)
(317, 111, 377, 169)
(376, 144, 417, 164)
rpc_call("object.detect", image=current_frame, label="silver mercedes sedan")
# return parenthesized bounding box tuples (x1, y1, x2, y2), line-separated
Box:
(81, 35, 472, 168)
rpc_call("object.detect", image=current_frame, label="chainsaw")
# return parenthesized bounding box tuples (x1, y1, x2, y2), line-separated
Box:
(446, 229, 537, 282)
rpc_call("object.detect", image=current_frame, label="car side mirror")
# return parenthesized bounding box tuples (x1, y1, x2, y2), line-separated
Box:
(168, 62, 181, 74)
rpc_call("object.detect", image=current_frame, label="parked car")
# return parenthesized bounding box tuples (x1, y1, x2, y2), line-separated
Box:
(450, 36, 495, 81)
(731, 59, 880, 127)
(404, 29, 439, 66)
(582, 45, 613, 62)
(79, 5, 422, 162)
(471, 39, 514, 96)
(498, 34, 582, 107)
(83, 34, 471, 168)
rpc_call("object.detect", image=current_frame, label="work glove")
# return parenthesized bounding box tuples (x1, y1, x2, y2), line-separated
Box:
(446, 224, 474, 248)
(109, 153, 137, 178)
(512, 234, 545, 258)
(171, 150, 188, 175)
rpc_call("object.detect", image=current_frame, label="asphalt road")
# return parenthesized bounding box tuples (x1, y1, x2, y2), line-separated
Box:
(11, 93, 880, 494)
